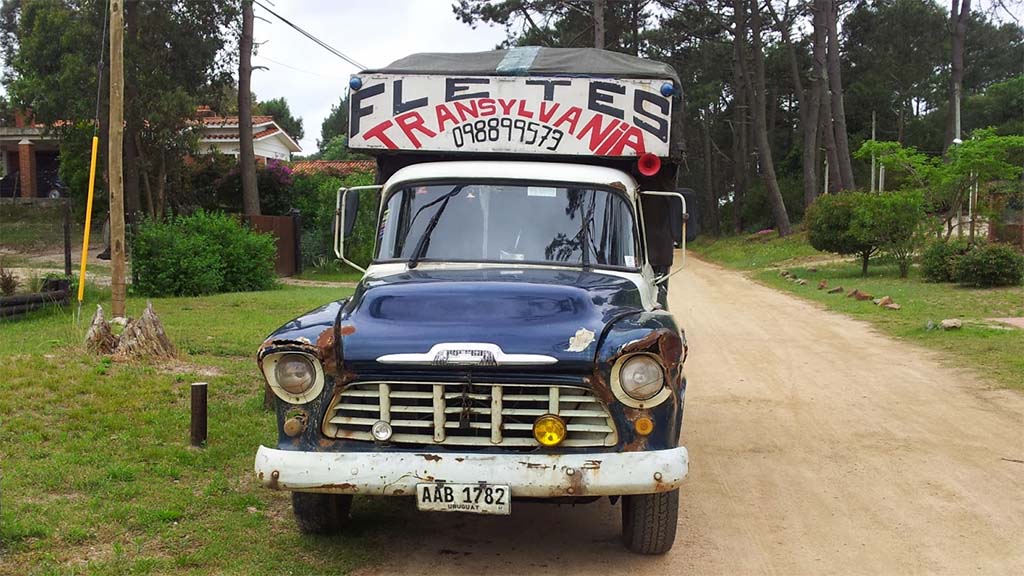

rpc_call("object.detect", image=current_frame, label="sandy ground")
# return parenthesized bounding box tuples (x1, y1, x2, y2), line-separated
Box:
(352, 255, 1024, 576)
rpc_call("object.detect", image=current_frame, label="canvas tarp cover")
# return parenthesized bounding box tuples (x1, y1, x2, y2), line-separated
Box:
(363, 47, 681, 85)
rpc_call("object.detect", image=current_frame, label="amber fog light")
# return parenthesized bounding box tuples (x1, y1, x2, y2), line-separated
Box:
(634, 416, 655, 436)
(533, 414, 567, 446)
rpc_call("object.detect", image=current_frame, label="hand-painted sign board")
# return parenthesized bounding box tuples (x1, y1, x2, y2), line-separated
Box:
(348, 74, 673, 157)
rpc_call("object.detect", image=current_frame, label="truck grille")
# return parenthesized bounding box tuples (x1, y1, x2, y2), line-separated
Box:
(323, 381, 617, 448)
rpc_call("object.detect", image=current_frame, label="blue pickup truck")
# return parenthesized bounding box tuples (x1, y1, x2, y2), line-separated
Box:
(254, 47, 691, 554)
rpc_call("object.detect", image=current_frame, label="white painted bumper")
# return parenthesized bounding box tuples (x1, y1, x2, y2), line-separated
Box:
(254, 445, 688, 497)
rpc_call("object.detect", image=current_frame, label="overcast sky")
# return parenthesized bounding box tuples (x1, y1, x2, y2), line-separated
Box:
(251, 0, 507, 152)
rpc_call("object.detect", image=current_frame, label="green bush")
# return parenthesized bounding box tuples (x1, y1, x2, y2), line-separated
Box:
(921, 239, 972, 283)
(955, 243, 1024, 287)
(851, 189, 929, 278)
(132, 211, 276, 296)
(805, 192, 878, 275)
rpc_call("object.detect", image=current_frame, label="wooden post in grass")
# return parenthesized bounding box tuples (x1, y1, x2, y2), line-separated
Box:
(109, 0, 126, 318)
(191, 382, 208, 447)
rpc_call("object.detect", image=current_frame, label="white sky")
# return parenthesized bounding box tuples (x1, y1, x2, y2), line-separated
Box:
(251, 0, 507, 152)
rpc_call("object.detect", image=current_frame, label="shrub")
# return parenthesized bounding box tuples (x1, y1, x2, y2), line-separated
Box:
(185, 211, 277, 292)
(132, 210, 276, 296)
(805, 192, 878, 275)
(955, 243, 1024, 287)
(851, 189, 929, 278)
(921, 239, 972, 283)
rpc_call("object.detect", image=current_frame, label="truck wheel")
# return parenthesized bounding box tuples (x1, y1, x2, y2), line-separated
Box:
(291, 492, 352, 534)
(621, 489, 679, 554)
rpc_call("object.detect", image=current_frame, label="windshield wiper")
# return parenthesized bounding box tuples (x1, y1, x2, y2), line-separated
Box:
(408, 185, 465, 269)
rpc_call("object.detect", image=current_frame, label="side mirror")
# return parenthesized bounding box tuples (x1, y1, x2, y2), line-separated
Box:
(639, 190, 687, 284)
(334, 185, 383, 274)
(343, 189, 360, 238)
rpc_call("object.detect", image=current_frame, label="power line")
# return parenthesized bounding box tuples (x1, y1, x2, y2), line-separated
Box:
(252, 0, 367, 70)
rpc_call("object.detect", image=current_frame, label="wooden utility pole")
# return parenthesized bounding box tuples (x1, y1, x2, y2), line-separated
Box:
(239, 0, 260, 215)
(109, 0, 126, 318)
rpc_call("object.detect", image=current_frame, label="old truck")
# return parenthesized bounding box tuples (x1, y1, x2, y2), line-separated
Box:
(254, 47, 690, 554)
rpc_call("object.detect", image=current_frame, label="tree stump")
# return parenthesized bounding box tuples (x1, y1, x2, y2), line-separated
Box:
(85, 305, 118, 354)
(112, 301, 177, 361)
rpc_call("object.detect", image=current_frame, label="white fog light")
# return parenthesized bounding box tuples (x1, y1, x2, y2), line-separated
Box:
(619, 355, 665, 400)
(371, 420, 393, 442)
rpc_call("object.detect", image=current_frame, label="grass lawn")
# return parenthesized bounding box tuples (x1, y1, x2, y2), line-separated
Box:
(0, 284, 405, 574)
(691, 235, 1024, 390)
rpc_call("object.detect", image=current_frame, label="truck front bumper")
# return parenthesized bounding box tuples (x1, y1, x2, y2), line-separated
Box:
(254, 445, 688, 497)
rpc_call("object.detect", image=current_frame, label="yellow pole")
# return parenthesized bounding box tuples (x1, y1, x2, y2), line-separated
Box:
(77, 136, 100, 303)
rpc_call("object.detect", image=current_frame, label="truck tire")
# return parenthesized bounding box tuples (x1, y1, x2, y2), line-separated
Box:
(621, 489, 679, 554)
(292, 492, 352, 535)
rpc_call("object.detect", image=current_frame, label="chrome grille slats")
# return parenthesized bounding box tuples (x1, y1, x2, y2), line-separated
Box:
(324, 381, 617, 449)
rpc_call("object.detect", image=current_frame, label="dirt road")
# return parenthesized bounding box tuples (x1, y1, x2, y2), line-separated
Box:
(355, 256, 1024, 575)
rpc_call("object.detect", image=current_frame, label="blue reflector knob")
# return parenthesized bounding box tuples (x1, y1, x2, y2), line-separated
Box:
(660, 82, 675, 97)
(349, 76, 363, 91)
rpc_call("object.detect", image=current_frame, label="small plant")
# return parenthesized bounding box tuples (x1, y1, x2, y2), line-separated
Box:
(921, 239, 973, 283)
(0, 264, 17, 296)
(955, 243, 1024, 287)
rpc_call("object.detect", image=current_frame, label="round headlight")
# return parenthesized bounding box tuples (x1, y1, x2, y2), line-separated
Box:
(274, 354, 316, 395)
(619, 355, 664, 400)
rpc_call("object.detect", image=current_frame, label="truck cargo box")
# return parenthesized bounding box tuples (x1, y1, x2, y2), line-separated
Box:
(347, 47, 683, 162)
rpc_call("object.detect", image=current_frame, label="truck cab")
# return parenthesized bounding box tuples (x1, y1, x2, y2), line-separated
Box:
(254, 47, 690, 555)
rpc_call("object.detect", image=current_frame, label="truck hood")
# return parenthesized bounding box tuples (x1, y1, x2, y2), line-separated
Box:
(340, 267, 645, 373)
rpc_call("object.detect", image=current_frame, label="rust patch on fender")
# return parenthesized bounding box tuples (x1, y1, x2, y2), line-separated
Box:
(582, 460, 602, 470)
(417, 454, 442, 462)
(339, 324, 356, 336)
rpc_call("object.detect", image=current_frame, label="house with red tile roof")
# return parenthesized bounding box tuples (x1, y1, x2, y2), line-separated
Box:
(195, 106, 301, 162)
(2, 107, 302, 198)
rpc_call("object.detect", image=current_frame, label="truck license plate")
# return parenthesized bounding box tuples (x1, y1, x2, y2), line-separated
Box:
(416, 483, 511, 515)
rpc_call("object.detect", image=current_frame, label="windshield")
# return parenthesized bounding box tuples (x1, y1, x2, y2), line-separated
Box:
(377, 183, 639, 269)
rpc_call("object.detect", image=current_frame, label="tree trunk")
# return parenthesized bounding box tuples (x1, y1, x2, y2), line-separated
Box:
(123, 0, 142, 218)
(156, 150, 167, 220)
(777, 8, 821, 208)
(702, 112, 721, 236)
(748, 0, 792, 236)
(238, 0, 260, 216)
(945, 0, 970, 152)
(593, 0, 606, 49)
(731, 4, 749, 234)
(825, 0, 855, 190)
(813, 0, 840, 194)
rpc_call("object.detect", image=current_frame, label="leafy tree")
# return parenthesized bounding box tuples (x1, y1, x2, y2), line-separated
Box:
(255, 96, 303, 141)
(319, 94, 349, 150)
(857, 129, 1024, 233)
(2, 0, 239, 219)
